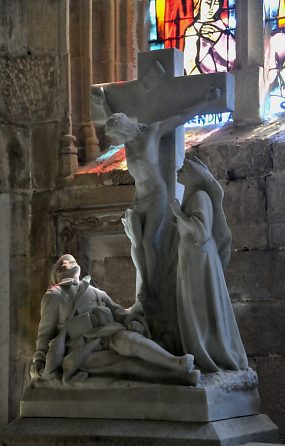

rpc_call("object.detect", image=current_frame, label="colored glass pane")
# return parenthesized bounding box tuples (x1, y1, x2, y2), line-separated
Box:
(77, 146, 127, 175)
(265, 0, 285, 116)
(149, 0, 236, 129)
(150, 0, 236, 75)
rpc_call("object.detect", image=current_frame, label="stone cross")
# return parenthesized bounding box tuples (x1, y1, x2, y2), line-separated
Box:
(91, 48, 234, 197)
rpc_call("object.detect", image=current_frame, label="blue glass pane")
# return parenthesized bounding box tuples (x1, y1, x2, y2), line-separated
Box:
(149, 0, 158, 41)
(185, 112, 233, 128)
(228, 9, 236, 34)
(270, 95, 285, 114)
(265, 0, 280, 18)
(96, 145, 124, 162)
(150, 42, 164, 50)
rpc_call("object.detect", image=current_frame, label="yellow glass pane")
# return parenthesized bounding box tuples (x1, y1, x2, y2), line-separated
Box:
(278, 0, 285, 27)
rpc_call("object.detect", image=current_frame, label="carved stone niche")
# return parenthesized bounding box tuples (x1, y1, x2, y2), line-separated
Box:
(54, 203, 136, 308)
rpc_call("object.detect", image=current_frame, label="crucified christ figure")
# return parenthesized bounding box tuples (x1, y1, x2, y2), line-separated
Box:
(105, 86, 220, 303)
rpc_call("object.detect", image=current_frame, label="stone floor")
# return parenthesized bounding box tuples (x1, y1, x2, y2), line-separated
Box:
(0, 414, 280, 446)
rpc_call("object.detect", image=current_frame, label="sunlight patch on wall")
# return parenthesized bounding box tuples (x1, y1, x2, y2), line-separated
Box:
(77, 146, 127, 175)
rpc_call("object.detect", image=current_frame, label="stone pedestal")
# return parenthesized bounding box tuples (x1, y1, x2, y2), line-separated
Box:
(21, 370, 261, 423)
(0, 415, 279, 446)
(20, 381, 260, 422)
(5, 372, 280, 445)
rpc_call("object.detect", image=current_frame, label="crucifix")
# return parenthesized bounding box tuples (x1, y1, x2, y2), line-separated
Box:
(90, 48, 234, 349)
(91, 48, 234, 197)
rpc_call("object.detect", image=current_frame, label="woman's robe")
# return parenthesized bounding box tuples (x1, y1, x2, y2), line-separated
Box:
(176, 190, 248, 372)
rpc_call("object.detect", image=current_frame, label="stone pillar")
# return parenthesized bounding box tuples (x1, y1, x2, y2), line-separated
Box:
(59, 134, 78, 176)
(233, 0, 266, 125)
(59, 0, 78, 175)
(0, 194, 10, 426)
(92, 0, 148, 83)
(70, 0, 99, 162)
(0, 0, 83, 421)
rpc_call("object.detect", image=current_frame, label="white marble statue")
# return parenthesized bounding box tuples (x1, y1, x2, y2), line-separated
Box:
(30, 254, 200, 386)
(105, 87, 220, 303)
(170, 158, 248, 372)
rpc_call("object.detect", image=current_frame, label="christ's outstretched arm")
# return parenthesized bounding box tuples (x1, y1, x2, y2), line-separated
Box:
(156, 87, 221, 138)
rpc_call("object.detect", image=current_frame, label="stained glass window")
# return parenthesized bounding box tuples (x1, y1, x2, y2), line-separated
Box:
(150, 0, 236, 74)
(149, 0, 236, 129)
(265, 0, 285, 116)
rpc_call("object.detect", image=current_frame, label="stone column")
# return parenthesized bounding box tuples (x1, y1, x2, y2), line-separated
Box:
(59, 133, 78, 176)
(92, 0, 148, 83)
(233, 0, 266, 125)
(0, 194, 10, 426)
(59, 0, 78, 175)
(70, 0, 99, 162)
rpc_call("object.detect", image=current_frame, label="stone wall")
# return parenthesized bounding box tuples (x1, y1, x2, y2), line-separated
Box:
(190, 123, 285, 438)
(0, 194, 10, 425)
(0, 0, 70, 423)
(92, 0, 148, 83)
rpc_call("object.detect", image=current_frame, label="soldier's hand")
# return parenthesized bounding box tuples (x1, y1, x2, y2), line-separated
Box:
(30, 360, 45, 380)
(127, 320, 145, 335)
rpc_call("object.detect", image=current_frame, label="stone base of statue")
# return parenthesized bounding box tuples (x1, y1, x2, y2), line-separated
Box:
(20, 369, 260, 422)
(0, 415, 279, 446)
(11, 370, 279, 445)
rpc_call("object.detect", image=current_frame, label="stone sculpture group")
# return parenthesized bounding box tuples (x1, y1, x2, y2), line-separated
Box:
(31, 85, 249, 387)
(30, 254, 199, 386)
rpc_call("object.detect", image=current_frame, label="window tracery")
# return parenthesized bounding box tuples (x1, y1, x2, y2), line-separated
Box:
(150, 0, 236, 75)
(149, 0, 236, 129)
(265, 0, 285, 116)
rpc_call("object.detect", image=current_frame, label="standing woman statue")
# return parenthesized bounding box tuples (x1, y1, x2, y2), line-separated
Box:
(105, 88, 220, 303)
(171, 158, 248, 372)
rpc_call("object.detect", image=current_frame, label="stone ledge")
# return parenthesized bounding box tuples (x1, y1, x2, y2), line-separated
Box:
(20, 372, 259, 423)
(245, 443, 281, 445)
(0, 415, 279, 446)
